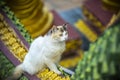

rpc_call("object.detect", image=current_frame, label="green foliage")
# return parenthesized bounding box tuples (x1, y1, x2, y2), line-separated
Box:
(0, 51, 28, 80)
(72, 24, 120, 80)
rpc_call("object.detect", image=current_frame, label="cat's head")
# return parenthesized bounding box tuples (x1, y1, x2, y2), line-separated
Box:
(48, 24, 68, 42)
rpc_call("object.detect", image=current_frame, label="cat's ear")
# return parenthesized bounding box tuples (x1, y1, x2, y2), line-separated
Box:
(52, 25, 57, 32)
(63, 23, 68, 30)
(63, 23, 68, 27)
(52, 25, 56, 29)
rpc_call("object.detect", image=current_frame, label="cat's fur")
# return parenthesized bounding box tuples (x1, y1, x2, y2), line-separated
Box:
(7, 24, 68, 80)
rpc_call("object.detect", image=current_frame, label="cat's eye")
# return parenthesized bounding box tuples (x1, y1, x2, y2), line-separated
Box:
(60, 29, 64, 32)
(56, 27, 59, 30)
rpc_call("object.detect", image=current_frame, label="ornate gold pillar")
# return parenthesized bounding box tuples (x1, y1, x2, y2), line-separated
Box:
(5, 0, 53, 38)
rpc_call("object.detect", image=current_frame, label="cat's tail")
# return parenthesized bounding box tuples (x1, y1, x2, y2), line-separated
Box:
(6, 64, 24, 80)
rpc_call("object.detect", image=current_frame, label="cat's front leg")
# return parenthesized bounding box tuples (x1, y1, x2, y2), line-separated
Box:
(44, 58, 61, 75)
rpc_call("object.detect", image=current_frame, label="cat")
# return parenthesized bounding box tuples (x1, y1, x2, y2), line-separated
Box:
(6, 24, 68, 80)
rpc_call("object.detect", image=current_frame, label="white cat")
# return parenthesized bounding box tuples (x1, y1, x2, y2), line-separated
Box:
(7, 24, 68, 80)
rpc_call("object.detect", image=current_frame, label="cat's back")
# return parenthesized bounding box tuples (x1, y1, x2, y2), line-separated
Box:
(28, 36, 44, 52)
(31, 36, 44, 45)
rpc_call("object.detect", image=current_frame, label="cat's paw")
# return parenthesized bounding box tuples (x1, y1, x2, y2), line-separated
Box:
(55, 70, 61, 75)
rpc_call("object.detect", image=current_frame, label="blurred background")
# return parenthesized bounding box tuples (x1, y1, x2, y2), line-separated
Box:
(0, 0, 120, 80)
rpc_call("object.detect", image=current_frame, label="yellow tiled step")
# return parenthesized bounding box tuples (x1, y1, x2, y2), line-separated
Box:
(75, 20, 98, 42)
